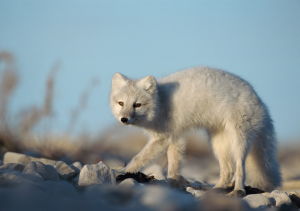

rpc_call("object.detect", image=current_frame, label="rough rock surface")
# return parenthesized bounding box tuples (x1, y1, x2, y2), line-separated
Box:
(71, 161, 82, 173)
(0, 163, 25, 172)
(1, 151, 300, 211)
(243, 193, 274, 209)
(55, 161, 76, 179)
(23, 161, 59, 181)
(186, 187, 206, 198)
(3, 152, 32, 165)
(118, 178, 138, 188)
(263, 190, 292, 207)
(289, 191, 300, 208)
(78, 161, 116, 186)
(3, 152, 76, 180)
(0, 170, 43, 187)
(141, 185, 199, 210)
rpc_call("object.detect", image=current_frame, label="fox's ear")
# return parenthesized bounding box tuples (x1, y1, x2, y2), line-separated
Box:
(137, 75, 157, 94)
(112, 73, 129, 89)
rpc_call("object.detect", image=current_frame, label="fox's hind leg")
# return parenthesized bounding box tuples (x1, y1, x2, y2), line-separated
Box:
(227, 128, 250, 197)
(211, 131, 235, 190)
(167, 137, 185, 179)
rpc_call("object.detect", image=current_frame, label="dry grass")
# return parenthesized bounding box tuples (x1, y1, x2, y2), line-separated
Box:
(67, 78, 100, 133)
(0, 52, 20, 153)
(0, 52, 101, 162)
(18, 63, 59, 135)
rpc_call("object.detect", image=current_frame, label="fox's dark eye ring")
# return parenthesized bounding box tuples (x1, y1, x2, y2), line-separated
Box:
(133, 103, 142, 108)
(118, 101, 124, 106)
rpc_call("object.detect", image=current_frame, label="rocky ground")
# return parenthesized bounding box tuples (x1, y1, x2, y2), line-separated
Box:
(1, 151, 300, 211)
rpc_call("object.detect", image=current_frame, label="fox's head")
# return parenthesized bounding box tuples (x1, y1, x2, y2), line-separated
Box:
(110, 73, 158, 126)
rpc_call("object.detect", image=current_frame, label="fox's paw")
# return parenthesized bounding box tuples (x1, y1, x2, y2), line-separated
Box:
(226, 189, 246, 198)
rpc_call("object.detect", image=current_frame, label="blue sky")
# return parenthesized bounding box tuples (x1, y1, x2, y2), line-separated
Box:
(0, 0, 299, 140)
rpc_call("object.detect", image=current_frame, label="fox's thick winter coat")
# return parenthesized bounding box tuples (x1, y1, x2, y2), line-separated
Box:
(110, 67, 281, 196)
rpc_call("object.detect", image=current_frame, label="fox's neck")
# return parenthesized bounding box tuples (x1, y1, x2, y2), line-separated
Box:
(139, 86, 169, 133)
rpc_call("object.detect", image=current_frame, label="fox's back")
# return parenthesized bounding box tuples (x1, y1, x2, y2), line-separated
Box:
(158, 67, 254, 98)
(157, 67, 265, 132)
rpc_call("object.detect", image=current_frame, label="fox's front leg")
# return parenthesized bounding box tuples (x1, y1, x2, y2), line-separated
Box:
(167, 139, 185, 179)
(125, 137, 168, 173)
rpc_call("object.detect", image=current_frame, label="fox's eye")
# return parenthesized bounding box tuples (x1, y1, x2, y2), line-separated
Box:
(133, 103, 142, 108)
(118, 101, 124, 106)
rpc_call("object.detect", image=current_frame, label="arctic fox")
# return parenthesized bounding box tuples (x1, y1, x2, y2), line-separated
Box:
(110, 67, 281, 196)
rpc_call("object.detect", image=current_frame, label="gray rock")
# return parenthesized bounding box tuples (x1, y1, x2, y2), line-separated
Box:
(289, 191, 300, 208)
(0, 170, 43, 187)
(72, 175, 79, 185)
(186, 187, 206, 198)
(0, 177, 82, 211)
(84, 184, 138, 208)
(70, 161, 82, 176)
(263, 190, 292, 207)
(289, 191, 300, 197)
(3, 152, 76, 180)
(0, 163, 25, 172)
(3, 152, 31, 165)
(78, 161, 116, 186)
(71, 161, 82, 171)
(55, 161, 76, 180)
(31, 157, 57, 166)
(188, 180, 213, 190)
(23, 161, 59, 181)
(39, 180, 79, 198)
(243, 193, 274, 209)
(118, 178, 138, 188)
(202, 192, 250, 211)
(141, 185, 198, 210)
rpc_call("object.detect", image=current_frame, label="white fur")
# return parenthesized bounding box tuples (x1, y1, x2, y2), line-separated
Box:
(110, 67, 281, 193)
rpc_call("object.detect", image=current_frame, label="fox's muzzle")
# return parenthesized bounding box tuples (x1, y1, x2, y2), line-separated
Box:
(120, 117, 128, 124)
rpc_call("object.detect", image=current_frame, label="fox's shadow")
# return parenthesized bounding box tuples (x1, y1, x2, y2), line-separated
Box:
(156, 81, 179, 129)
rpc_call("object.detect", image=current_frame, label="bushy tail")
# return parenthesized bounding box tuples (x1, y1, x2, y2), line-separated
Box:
(246, 126, 282, 191)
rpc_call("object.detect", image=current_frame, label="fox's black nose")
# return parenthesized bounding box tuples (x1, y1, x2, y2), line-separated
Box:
(121, 117, 128, 123)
